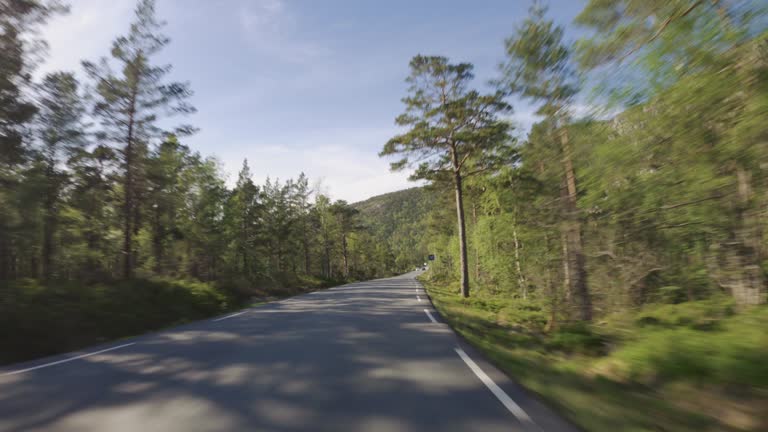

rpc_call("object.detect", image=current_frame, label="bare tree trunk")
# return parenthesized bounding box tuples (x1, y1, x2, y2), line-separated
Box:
(721, 167, 766, 305)
(559, 126, 592, 321)
(453, 169, 470, 298)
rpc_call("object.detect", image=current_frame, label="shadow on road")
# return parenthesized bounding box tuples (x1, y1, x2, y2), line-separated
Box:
(0, 274, 532, 432)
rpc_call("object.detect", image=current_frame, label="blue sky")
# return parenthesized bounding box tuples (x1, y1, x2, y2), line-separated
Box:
(40, 0, 586, 202)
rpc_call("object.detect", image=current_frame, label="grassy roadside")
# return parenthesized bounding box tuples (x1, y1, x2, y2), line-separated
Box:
(418, 275, 768, 432)
(0, 274, 344, 366)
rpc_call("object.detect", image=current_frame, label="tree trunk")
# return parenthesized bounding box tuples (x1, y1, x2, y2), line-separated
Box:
(559, 126, 592, 321)
(720, 166, 766, 305)
(453, 169, 470, 298)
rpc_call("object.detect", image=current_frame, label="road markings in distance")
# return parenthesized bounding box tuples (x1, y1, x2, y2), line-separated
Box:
(423, 309, 437, 323)
(454, 347, 539, 429)
(417, 295, 422, 302)
(1, 343, 136, 377)
(213, 311, 246, 322)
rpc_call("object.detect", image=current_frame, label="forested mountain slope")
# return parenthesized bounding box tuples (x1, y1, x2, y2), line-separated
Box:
(353, 187, 433, 273)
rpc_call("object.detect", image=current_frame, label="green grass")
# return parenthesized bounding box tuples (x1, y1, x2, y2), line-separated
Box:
(0, 274, 343, 365)
(419, 275, 768, 432)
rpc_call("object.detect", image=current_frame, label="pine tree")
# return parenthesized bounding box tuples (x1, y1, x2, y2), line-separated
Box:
(381, 55, 513, 297)
(83, 0, 196, 279)
(35, 72, 87, 279)
(0, 0, 66, 279)
(497, 3, 593, 320)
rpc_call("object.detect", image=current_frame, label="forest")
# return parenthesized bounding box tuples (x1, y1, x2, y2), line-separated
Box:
(378, 1, 768, 431)
(1, 0, 767, 430)
(0, 0, 426, 364)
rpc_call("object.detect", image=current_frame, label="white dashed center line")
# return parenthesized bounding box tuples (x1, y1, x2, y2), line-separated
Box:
(423, 309, 437, 323)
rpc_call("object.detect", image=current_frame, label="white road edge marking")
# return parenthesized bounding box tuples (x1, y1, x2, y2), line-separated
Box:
(213, 311, 246, 322)
(455, 347, 539, 429)
(1, 343, 136, 377)
(423, 309, 437, 323)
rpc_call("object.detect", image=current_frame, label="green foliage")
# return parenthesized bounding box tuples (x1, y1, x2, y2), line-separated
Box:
(354, 187, 435, 274)
(545, 324, 605, 355)
(382, 54, 515, 297)
(0, 278, 237, 364)
(603, 302, 768, 387)
(422, 276, 768, 431)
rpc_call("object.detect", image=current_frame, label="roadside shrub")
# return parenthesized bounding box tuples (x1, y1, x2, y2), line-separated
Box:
(601, 303, 768, 387)
(0, 278, 238, 365)
(634, 297, 734, 330)
(546, 322, 606, 355)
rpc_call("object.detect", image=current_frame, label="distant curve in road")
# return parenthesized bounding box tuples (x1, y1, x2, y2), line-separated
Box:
(0, 272, 578, 432)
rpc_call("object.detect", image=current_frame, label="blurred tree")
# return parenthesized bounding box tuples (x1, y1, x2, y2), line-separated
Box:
(381, 55, 514, 298)
(34, 72, 88, 279)
(0, 0, 66, 279)
(497, 3, 592, 320)
(331, 200, 360, 278)
(83, 0, 196, 279)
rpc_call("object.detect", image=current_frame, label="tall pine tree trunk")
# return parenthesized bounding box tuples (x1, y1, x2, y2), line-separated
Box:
(559, 127, 592, 321)
(452, 162, 470, 298)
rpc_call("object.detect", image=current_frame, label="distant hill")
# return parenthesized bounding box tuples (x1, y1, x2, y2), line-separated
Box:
(354, 187, 429, 218)
(354, 187, 434, 272)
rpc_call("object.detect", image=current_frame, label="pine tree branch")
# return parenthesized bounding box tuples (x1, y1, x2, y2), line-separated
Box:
(620, 0, 705, 62)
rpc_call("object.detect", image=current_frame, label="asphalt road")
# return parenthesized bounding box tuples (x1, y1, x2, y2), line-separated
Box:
(0, 272, 578, 432)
